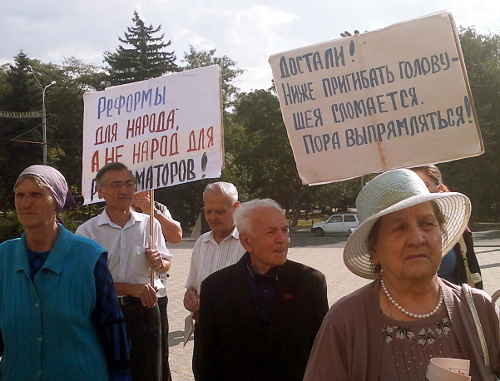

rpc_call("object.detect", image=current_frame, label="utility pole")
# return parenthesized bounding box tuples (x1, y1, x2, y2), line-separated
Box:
(27, 65, 56, 164)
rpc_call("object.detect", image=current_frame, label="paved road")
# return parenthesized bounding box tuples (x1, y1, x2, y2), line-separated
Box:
(167, 230, 500, 380)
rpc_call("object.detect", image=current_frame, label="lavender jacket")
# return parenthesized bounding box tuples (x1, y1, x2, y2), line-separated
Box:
(304, 278, 499, 380)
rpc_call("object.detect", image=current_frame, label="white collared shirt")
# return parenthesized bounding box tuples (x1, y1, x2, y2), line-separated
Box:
(76, 209, 172, 297)
(185, 227, 246, 294)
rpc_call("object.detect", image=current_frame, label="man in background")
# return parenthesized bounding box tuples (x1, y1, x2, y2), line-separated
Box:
(132, 190, 182, 244)
(183, 181, 246, 318)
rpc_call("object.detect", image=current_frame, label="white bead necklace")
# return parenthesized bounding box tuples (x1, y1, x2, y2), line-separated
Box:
(380, 276, 443, 319)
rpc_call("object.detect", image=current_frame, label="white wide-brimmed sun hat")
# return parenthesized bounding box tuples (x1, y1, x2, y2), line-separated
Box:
(344, 169, 471, 279)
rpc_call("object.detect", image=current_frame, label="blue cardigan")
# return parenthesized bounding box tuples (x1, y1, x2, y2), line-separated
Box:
(0, 225, 109, 380)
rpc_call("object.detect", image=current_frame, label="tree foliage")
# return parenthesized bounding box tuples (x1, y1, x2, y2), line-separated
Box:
(0, 53, 45, 211)
(1, 25, 499, 231)
(0, 53, 105, 217)
(440, 27, 500, 220)
(62, 57, 107, 92)
(182, 46, 244, 111)
(104, 11, 178, 86)
(227, 90, 300, 205)
(225, 89, 359, 225)
(155, 47, 245, 226)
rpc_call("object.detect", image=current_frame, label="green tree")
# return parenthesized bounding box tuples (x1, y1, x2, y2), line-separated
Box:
(0, 54, 105, 219)
(440, 28, 500, 220)
(104, 11, 178, 85)
(223, 89, 362, 225)
(312, 180, 361, 213)
(182, 46, 244, 111)
(41, 59, 107, 222)
(226, 89, 305, 224)
(156, 48, 245, 227)
(0, 53, 43, 211)
(62, 57, 107, 92)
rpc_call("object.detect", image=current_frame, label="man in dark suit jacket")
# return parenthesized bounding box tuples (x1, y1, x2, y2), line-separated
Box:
(193, 198, 329, 381)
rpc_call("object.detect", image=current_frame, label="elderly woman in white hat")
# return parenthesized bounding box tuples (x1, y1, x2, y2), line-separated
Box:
(304, 169, 499, 381)
(0, 165, 131, 380)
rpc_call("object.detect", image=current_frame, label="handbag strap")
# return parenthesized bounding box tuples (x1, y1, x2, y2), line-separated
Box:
(458, 237, 475, 287)
(458, 236, 468, 258)
(462, 284, 490, 367)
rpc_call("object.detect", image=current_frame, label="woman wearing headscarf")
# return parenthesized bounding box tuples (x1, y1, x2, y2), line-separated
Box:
(304, 169, 499, 380)
(0, 165, 131, 380)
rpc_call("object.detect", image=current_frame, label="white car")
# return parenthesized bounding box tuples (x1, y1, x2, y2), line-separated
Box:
(311, 213, 359, 236)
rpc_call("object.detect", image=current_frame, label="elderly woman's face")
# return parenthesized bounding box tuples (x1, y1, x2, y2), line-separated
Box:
(370, 202, 443, 282)
(15, 178, 57, 229)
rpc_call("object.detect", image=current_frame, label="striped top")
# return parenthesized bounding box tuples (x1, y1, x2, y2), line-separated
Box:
(185, 227, 246, 294)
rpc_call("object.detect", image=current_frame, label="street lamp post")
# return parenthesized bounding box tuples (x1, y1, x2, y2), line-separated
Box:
(27, 65, 55, 164)
(41, 81, 56, 164)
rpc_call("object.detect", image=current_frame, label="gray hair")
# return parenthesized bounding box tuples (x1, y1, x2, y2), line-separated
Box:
(95, 162, 131, 186)
(203, 181, 238, 204)
(234, 198, 283, 234)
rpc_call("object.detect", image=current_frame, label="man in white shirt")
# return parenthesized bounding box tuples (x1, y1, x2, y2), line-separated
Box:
(76, 162, 172, 381)
(183, 182, 246, 318)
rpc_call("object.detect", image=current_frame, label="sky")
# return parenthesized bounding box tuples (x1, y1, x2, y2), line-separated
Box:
(1, 0, 498, 93)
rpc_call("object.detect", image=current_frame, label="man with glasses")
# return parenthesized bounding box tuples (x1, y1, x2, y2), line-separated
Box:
(76, 162, 172, 381)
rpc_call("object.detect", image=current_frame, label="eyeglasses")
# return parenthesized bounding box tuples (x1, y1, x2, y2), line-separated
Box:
(105, 181, 136, 190)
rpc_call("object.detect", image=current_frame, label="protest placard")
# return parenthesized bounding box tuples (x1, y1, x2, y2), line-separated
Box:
(269, 12, 483, 185)
(81, 65, 223, 204)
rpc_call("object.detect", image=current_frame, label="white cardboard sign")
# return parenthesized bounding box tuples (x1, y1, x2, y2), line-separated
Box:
(81, 65, 223, 204)
(269, 12, 483, 185)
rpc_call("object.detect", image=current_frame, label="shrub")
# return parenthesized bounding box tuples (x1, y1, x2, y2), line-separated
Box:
(0, 213, 23, 242)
